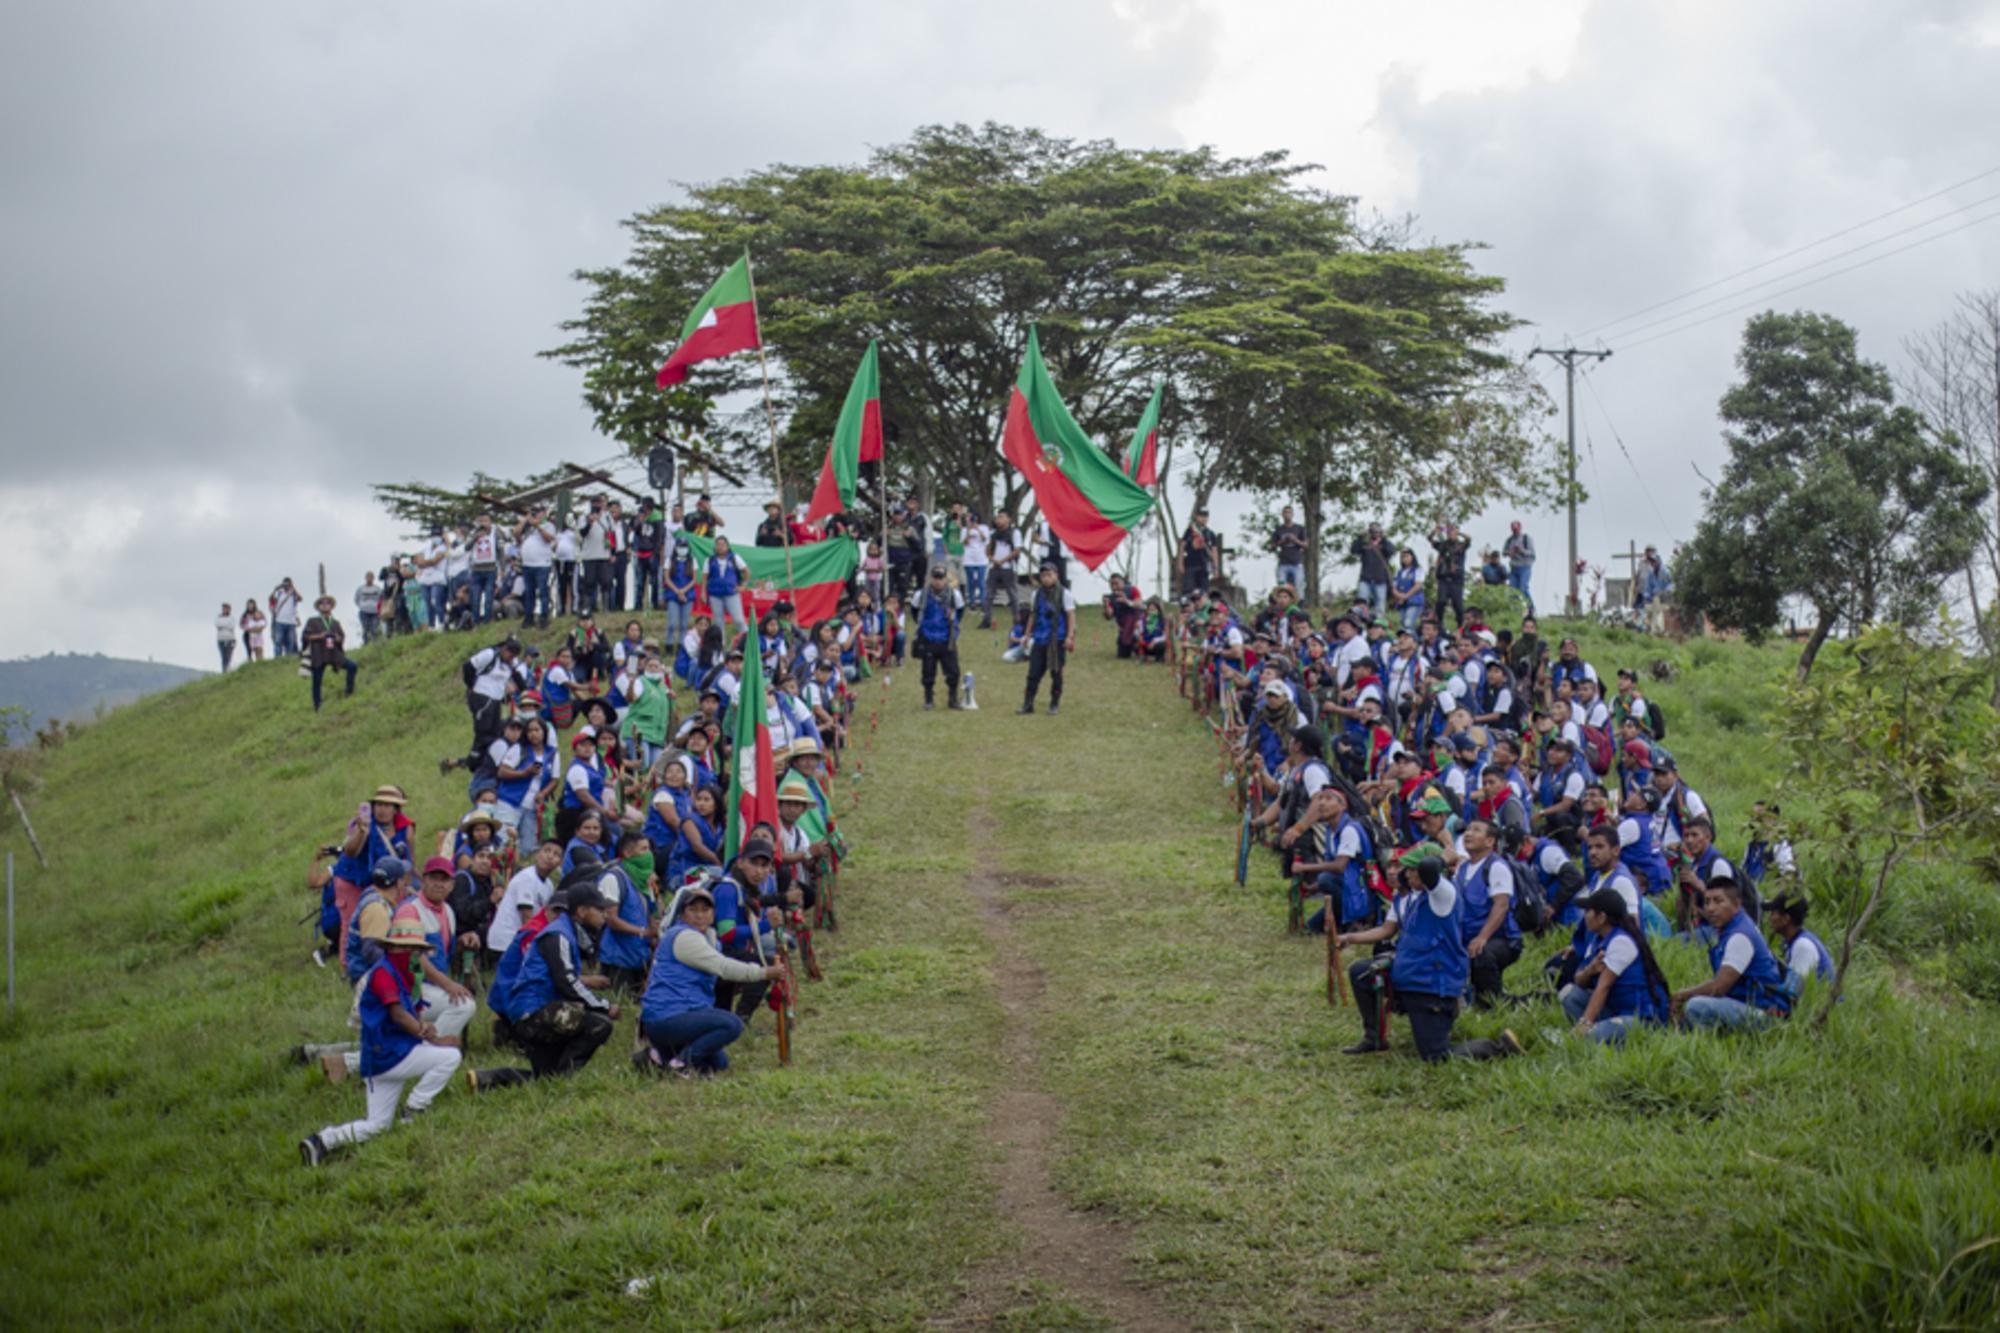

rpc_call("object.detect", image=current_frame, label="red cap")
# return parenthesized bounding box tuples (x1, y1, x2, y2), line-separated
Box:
(422, 856, 455, 877)
(571, 731, 597, 749)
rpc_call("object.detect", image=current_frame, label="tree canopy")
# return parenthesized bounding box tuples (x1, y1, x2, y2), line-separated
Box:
(1678, 310, 1988, 679)
(539, 122, 1548, 576)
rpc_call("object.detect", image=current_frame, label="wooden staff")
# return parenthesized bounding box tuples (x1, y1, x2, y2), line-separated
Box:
(743, 255, 797, 592)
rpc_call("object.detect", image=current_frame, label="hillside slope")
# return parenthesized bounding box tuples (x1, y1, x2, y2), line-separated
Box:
(1, 617, 1997, 1329)
(0, 652, 206, 737)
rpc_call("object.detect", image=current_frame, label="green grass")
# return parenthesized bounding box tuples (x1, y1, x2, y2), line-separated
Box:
(2, 615, 1998, 1329)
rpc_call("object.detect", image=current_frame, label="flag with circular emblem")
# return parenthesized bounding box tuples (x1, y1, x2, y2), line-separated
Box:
(655, 254, 761, 387)
(1001, 325, 1155, 570)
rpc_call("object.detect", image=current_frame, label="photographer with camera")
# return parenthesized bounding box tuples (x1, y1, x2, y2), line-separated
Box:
(910, 564, 966, 710)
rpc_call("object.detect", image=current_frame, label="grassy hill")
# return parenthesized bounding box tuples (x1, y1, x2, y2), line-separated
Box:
(1, 615, 1997, 1329)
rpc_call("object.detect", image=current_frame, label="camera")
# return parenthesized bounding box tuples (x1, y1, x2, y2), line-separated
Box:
(316, 844, 341, 859)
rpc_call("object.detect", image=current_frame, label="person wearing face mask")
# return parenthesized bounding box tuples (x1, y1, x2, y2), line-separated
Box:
(620, 653, 676, 771)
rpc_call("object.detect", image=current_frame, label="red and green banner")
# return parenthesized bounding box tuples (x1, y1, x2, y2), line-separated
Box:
(1002, 326, 1156, 570)
(724, 619, 778, 862)
(1123, 382, 1164, 487)
(655, 254, 761, 387)
(685, 534, 859, 625)
(806, 341, 883, 521)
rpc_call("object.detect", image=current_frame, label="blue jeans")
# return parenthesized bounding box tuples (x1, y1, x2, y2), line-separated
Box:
(1399, 602, 1425, 633)
(470, 568, 497, 623)
(425, 584, 449, 629)
(663, 599, 690, 644)
(963, 566, 987, 609)
(1358, 581, 1387, 617)
(1560, 984, 1641, 1046)
(1276, 562, 1304, 593)
(1508, 564, 1535, 613)
(522, 566, 550, 622)
(273, 622, 298, 656)
(358, 612, 379, 644)
(643, 1006, 746, 1071)
(1682, 995, 1776, 1031)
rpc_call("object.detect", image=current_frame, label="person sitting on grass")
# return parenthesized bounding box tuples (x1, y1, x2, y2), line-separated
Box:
(1762, 887, 1834, 996)
(637, 878, 789, 1077)
(1672, 873, 1791, 1032)
(1617, 784, 1675, 897)
(469, 877, 618, 1091)
(1336, 847, 1522, 1062)
(1291, 785, 1375, 937)
(1558, 887, 1671, 1046)
(300, 912, 463, 1166)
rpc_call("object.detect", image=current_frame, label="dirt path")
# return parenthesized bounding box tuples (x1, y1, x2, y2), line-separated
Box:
(937, 805, 1190, 1332)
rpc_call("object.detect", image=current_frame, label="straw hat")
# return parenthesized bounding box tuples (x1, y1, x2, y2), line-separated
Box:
(383, 909, 431, 952)
(370, 784, 407, 806)
(777, 773, 815, 804)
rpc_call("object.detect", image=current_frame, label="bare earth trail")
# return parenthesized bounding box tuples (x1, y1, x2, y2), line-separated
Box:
(936, 799, 1191, 1332)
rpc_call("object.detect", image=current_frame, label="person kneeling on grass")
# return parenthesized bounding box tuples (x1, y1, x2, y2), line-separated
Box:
(468, 877, 618, 1091)
(1672, 874, 1791, 1032)
(1558, 888, 1671, 1045)
(637, 878, 788, 1077)
(300, 913, 462, 1166)
(1337, 847, 1522, 1062)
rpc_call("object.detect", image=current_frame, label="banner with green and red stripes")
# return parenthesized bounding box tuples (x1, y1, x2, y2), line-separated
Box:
(684, 534, 859, 625)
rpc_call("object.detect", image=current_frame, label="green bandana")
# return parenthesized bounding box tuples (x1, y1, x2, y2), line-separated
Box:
(621, 851, 655, 887)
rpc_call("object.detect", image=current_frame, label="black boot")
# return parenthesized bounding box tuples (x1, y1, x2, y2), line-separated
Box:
(1342, 1037, 1387, 1055)
(1016, 703, 1034, 715)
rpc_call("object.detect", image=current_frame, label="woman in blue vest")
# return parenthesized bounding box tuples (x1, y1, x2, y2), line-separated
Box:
(1389, 548, 1426, 633)
(328, 784, 414, 962)
(563, 810, 611, 876)
(638, 880, 787, 1076)
(1336, 848, 1522, 1062)
(1673, 873, 1791, 1030)
(645, 764, 692, 872)
(666, 783, 725, 886)
(300, 913, 462, 1165)
(663, 538, 699, 650)
(1559, 887, 1671, 1045)
(1616, 785, 1675, 895)
(706, 535, 749, 636)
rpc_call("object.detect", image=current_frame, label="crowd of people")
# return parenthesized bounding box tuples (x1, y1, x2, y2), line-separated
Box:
(1171, 518, 1813, 1063)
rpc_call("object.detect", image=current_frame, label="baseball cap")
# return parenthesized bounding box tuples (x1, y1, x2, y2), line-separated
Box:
(369, 857, 409, 887)
(738, 837, 777, 862)
(421, 856, 454, 878)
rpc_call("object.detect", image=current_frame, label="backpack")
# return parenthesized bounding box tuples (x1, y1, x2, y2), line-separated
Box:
(1512, 870, 1550, 936)
(461, 654, 480, 690)
(1647, 700, 1667, 740)
(1580, 724, 1614, 776)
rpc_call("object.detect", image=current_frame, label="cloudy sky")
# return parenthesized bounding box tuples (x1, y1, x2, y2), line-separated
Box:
(4, 0, 1998, 670)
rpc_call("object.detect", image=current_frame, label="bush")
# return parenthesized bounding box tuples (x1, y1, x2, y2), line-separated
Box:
(1464, 582, 1530, 627)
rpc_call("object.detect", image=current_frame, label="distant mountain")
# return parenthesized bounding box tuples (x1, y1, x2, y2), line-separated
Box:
(0, 653, 206, 741)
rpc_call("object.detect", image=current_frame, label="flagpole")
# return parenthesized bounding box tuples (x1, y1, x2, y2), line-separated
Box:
(743, 254, 798, 593)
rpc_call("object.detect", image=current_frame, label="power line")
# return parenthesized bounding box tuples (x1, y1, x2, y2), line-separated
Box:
(1615, 207, 2000, 352)
(1580, 162, 2000, 337)
(1580, 365, 1674, 535)
(1600, 187, 2000, 342)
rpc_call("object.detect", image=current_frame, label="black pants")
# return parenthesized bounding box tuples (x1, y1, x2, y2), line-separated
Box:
(1469, 935, 1522, 1006)
(309, 661, 357, 709)
(1180, 565, 1210, 599)
(1436, 576, 1465, 628)
(1023, 640, 1065, 707)
(464, 690, 503, 768)
(581, 559, 611, 612)
(984, 569, 1018, 623)
(919, 641, 960, 703)
(476, 1001, 614, 1088)
(1348, 967, 1516, 1062)
(714, 976, 769, 1019)
(608, 557, 628, 611)
(635, 555, 659, 609)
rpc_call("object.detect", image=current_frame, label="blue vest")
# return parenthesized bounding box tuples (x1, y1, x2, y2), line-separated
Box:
(331, 818, 409, 888)
(541, 672, 572, 715)
(1455, 854, 1520, 945)
(561, 757, 605, 810)
(665, 812, 721, 886)
(507, 912, 581, 1021)
(1709, 909, 1790, 1015)
(486, 921, 541, 1021)
(641, 922, 717, 1024)
(1030, 588, 1064, 645)
(1389, 888, 1468, 997)
(917, 590, 956, 643)
(1617, 813, 1673, 893)
(599, 868, 651, 970)
(1531, 838, 1581, 927)
(1591, 926, 1667, 1023)
(1537, 759, 1583, 811)
(644, 787, 687, 850)
(1789, 928, 1835, 983)
(1325, 814, 1374, 927)
(1393, 566, 1424, 608)
(494, 742, 535, 806)
(1253, 716, 1286, 775)
(664, 556, 696, 603)
(707, 555, 741, 598)
(1551, 660, 1590, 692)
(342, 887, 393, 981)
(357, 957, 422, 1077)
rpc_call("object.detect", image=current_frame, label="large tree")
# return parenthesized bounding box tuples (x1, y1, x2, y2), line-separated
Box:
(542, 123, 1347, 520)
(1679, 311, 1988, 680)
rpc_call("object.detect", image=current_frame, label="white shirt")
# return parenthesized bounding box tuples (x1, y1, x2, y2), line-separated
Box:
(215, 614, 237, 643)
(1599, 932, 1639, 978)
(1591, 869, 1640, 920)
(1321, 819, 1363, 862)
(519, 521, 555, 568)
(1334, 634, 1370, 688)
(1536, 842, 1570, 880)
(1787, 934, 1825, 979)
(961, 524, 989, 568)
(417, 539, 447, 587)
(1580, 697, 1611, 729)
(1390, 882, 1459, 924)
(989, 527, 1018, 564)
(470, 527, 500, 566)
(443, 535, 471, 580)
(554, 529, 581, 562)
(1720, 932, 1756, 976)
(467, 646, 523, 701)
(271, 587, 300, 625)
(489, 867, 554, 952)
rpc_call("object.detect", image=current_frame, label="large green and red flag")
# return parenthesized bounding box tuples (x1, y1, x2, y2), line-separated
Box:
(1002, 326, 1156, 570)
(655, 254, 761, 387)
(806, 340, 883, 522)
(1123, 382, 1164, 487)
(723, 619, 778, 862)
(684, 534, 860, 625)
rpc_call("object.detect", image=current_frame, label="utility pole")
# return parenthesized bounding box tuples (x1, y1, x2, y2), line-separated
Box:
(1530, 345, 1612, 617)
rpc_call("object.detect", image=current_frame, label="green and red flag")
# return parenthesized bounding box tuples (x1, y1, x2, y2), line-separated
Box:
(806, 340, 883, 522)
(655, 254, 761, 387)
(684, 534, 860, 625)
(723, 619, 778, 862)
(1123, 382, 1164, 487)
(1002, 326, 1155, 570)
